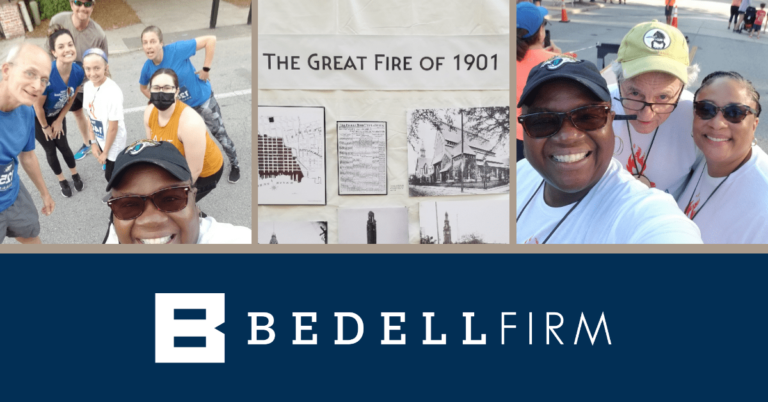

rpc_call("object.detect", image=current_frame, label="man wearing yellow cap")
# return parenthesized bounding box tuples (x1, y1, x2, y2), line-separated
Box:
(610, 21, 701, 201)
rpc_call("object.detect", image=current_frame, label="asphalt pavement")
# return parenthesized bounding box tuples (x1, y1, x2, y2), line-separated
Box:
(3, 30, 252, 244)
(542, 0, 768, 145)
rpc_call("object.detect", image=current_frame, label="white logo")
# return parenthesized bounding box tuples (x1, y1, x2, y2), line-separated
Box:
(643, 29, 671, 50)
(155, 293, 225, 363)
(540, 57, 580, 70)
(125, 140, 161, 155)
(4, 164, 11, 173)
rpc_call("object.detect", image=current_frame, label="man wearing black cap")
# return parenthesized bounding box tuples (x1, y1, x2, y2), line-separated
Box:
(516, 56, 701, 244)
(103, 140, 250, 244)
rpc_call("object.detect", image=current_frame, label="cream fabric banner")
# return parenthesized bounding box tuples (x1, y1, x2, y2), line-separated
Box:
(258, 35, 509, 90)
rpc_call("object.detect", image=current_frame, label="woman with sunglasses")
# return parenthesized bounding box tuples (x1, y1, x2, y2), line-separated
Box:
(32, 25, 85, 198)
(516, 56, 701, 244)
(677, 71, 766, 243)
(103, 140, 250, 244)
(143, 68, 223, 202)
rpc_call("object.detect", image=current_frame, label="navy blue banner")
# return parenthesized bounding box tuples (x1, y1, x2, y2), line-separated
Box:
(1, 254, 765, 400)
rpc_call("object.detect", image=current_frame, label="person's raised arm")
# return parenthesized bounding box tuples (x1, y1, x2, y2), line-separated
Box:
(177, 108, 207, 182)
(194, 36, 216, 81)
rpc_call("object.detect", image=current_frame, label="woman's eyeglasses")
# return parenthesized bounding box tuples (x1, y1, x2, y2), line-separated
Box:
(150, 85, 177, 93)
(518, 105, 612, 139)
(108, 186, 191, 220)
(694, 100, 758, 124)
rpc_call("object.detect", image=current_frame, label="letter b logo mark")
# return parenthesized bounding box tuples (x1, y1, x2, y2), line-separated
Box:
(155, 293, 225, 363)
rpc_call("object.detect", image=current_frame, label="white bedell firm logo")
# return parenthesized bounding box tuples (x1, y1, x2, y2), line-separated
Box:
(155, 293, 225, 363)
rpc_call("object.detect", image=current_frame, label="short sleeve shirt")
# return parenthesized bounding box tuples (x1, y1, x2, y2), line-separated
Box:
(139, 39, 212, 108)
(42, 61, 85, 117)
(83, 78, 127, 161)
(0, 106, 36, 212)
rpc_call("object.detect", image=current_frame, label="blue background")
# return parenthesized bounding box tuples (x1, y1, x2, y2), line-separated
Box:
(2, 253, 765, 400)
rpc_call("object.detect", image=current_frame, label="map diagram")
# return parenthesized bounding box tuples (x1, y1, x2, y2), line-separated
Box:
(258, 106, 326, 205)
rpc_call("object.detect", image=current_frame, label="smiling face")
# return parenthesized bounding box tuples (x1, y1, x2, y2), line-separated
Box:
(523, 79, 615, 207)
(1, 45, 52, 107)
(52, 33, 76, 63)
(83, 54, 107, 86)
(70, 0, 94, 24)
(693, 77, 760, 177)
(619, 72, 683, 134)
(141, 31, 163, 62)
(112, 164, 200, 245)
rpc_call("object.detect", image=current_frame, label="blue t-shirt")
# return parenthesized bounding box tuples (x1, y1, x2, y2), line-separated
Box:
(42, 62, 85, 117)
(0, 106, 36, 213)
(139, 39, 212, 108)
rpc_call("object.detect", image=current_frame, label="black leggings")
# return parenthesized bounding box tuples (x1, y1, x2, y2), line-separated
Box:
(34, 111, 76, 176)
(730, 6, 740, 23)
(195, 165, 223, 202)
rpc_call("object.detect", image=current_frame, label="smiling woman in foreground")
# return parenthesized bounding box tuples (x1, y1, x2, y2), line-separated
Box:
(677, 71, 767, 243)
(515, 56, 702, 244)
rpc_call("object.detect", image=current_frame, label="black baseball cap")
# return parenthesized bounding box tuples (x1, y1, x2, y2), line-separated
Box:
(517, 56, 611, 108)
(106, 140, 192, 191)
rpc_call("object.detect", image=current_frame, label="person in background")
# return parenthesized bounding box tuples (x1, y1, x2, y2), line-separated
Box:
(33, 25, 85, 198)
(516, 2, 560, 162)
(749, 3, 766, 38)
(610, 21, 700, 200)
(729, 0, 743, 29)
(665, 0, 676, 25)
(139, 26, 241, 184)
(0, 44, 56, 244)
(49, 0, 108, 162)
(104, 140, 250, 244)
(735, 0, 752, 32)
(678, 72, 767, 243)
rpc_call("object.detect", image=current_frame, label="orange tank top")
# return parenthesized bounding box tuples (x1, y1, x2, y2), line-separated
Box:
(148, 101, 223, 178)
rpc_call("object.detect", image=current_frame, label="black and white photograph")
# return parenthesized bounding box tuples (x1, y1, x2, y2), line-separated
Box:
(258, 106, 327, 205)
(258, 221, 328, 244)
(337, 121, 387, 195)
(338, 207, 409, 244)
(407, 107, 510, 197)
(419, 199, 509, 244)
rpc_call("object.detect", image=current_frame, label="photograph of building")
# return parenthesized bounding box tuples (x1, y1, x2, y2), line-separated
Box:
(338, 207, 409, 244)
(419, 199, 509, 244)
(258, 221, 328, 244)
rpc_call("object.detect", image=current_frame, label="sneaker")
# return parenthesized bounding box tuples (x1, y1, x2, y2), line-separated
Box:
(102, 192, 111, 204)
(228, 166, 241, 183)
(74, 144, 91, 160)
(72, 173, 84, 192)
(59, 180, 72, 198)
(102, 164, 106, 171)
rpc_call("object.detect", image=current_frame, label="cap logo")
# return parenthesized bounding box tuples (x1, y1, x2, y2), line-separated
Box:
(643, 28, 671, 50)
(125, 139, 161, 155)
(540, 57, 580, 70)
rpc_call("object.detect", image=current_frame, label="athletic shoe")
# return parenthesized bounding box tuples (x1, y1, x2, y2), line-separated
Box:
(102, 164, 106, 171)
(74, 144, 91, 160)
(228, 166, 240, 183)
(59, 180, 72, 198)
(72, 173, 84, 192)
(102, 192, 111, 204)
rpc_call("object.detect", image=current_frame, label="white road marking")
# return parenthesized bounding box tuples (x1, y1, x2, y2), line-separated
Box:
(123, 88, 252, 114)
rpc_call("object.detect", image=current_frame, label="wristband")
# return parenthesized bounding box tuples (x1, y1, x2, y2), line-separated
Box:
(202, 67, 211, 72)
(42, 125, 50, 130)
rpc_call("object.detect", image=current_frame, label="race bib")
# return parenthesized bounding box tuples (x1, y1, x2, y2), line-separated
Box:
(0, 160, 16, 192)
(90, 118, 105, 140)
(178, 86, 191, 103)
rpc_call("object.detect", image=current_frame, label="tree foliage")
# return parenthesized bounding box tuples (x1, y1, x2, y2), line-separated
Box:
(40, 0, 71, 20)
(458, 233, 485, 244)
(407, 107, 510, 155)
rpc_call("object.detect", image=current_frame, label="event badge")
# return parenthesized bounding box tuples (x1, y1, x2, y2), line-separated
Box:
(0, 160, 16, 192)
(178, 86, 191, 103)
(90, 118, 105, 140)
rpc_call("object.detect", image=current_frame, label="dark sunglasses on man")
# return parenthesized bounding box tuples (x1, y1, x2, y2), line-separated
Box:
(693, 101, 760, 124)
(518, 105, 636, 139)
(73, 0, 94, 8)
(108, 186, 193, 220)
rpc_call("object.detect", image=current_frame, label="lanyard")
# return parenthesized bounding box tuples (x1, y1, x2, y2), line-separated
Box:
(517, 180, 586, 244)
(685, 163, 730, 221)
(625, 120, 659, 180)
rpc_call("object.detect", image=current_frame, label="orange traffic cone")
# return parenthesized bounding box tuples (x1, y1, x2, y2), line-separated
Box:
(671, 5, 678, 28)
(560, 1, 570, 23)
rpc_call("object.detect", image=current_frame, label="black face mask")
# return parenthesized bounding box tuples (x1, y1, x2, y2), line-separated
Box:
(150, 92, 176, 111)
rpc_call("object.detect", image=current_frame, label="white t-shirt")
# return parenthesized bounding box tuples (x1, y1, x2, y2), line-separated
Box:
(610, 84, 700, 200)
(84, 78, 127, 162)
(516, 158, 702, 244)
(677, 146, 768, 244)
(105, 216, 252, 244)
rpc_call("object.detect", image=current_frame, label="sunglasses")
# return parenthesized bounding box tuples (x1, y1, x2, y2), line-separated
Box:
(694, 100, 758, 124)
(517, 105, 614, 139)
(108, 186, 191, 221)
(73, 1, 93, 8)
